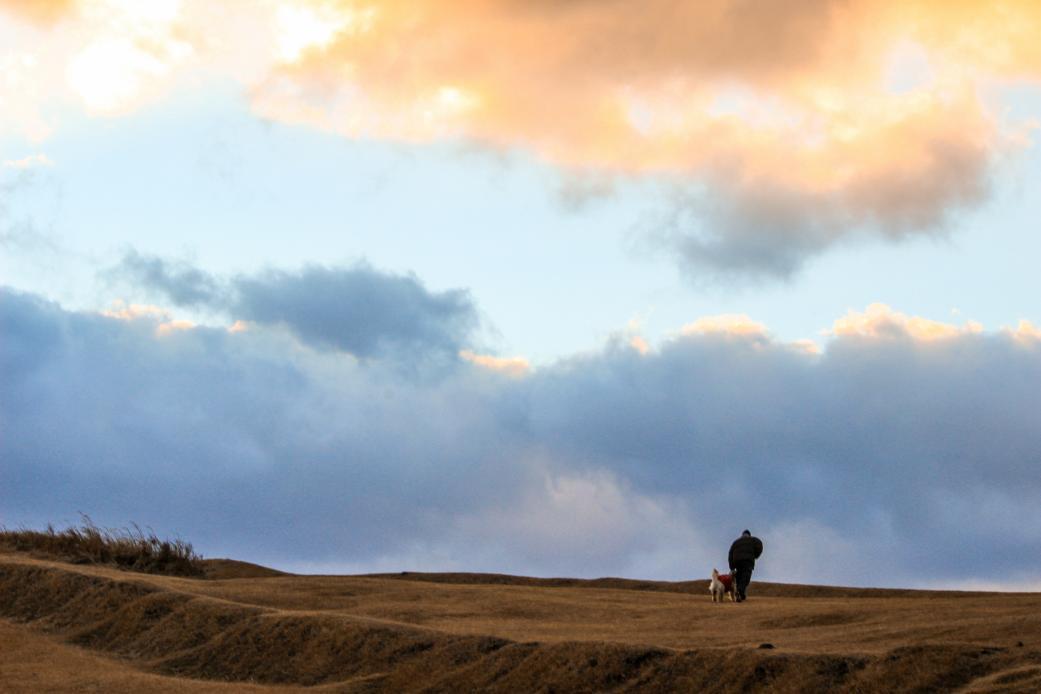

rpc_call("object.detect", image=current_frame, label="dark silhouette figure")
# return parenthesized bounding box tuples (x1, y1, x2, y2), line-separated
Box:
(728, 529, 764, 602)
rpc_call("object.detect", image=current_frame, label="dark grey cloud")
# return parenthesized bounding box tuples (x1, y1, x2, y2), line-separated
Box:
(0, 285, 528, 571)
(109, 253, 478, 362)
(528, 330, 1041, 582)
(232, 264, 477, 361)
(113, 250, 224, 307)
(2, 286, 1040, 587)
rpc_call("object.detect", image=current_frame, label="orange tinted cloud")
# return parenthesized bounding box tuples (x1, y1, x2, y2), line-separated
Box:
(253, 2, 1037, 160)
(680, 314, 769, 339)
(0, 0, 75, 25)
(5, 0, 1041, 273)
(828, 303, 984, 341)
(246, 0, 1039, 273)
(100, 300, 196, 337)
(675, 312, 819, 352)
(459, 349, 530, 377)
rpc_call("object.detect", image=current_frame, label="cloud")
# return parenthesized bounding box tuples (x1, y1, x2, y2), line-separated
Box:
(232, 263, 478, 361)
(0, 0, 194, 138)
(1, 150, 62, 264)
(3, 1, 1040, 277)
(459, 350, 530, 377)
(828, 303, 983, 340)
(245, 0, 1032, 278)
(112, 250, 224, 308)
(449, 469, 709, 578)
(3, 284, 1039, 587)
(110, 252, 479, 362)
(2, 153, 54, 169)
(1009, 320, 1041, 342)
(0, 0, 74, 26)
(100, 300, 196, 337)
(653, 111, 996, 278)
(680, 314, 770, 339)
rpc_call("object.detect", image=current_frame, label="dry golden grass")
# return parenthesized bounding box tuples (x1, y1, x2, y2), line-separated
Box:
(0, 516, 202, 577)
(2, 549, 1041, 692)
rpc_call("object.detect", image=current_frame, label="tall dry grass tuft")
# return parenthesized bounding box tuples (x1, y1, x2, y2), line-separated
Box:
(0, 515, 202, 577)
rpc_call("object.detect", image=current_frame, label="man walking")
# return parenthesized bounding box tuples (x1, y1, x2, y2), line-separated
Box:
(728, 529, 764, 602)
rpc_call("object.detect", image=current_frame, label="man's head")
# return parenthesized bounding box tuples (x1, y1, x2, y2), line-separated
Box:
(742, 529, 751, 536)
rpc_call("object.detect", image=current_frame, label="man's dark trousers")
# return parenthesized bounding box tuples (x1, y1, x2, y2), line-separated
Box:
(732, 560, 754, 600)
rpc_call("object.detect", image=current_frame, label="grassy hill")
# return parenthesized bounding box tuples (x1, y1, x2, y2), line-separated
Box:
(1, 546, 1040, 692)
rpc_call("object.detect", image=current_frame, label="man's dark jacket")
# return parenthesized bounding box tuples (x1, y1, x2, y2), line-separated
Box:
(728, 535, 764, 570)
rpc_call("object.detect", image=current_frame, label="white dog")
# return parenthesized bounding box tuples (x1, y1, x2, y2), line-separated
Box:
(709, 568, 737, 603)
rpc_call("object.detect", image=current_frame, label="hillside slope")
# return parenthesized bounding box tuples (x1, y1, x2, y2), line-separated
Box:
(2, 551, 1040, 692)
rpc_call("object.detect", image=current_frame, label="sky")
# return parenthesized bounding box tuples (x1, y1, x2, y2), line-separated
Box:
(1, 0, 1040, 589)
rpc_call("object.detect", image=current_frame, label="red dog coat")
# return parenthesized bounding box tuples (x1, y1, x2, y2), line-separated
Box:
(718, 573, 734, 591)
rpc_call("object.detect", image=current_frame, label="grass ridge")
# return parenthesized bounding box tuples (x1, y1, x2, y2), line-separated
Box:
(0, 515, 202, 577)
